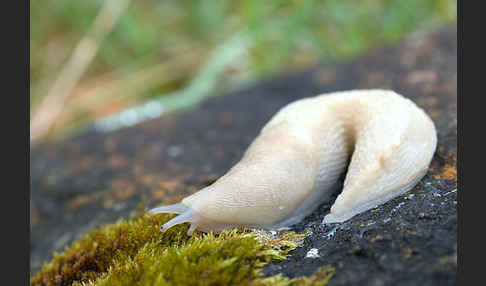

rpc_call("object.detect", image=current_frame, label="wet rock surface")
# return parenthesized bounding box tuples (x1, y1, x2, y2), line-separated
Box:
(31, 24, 457, 285)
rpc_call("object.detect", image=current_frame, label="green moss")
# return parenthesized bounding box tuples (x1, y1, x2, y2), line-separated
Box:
(251, 266, 334, 286)
(31, 214, 333, 286)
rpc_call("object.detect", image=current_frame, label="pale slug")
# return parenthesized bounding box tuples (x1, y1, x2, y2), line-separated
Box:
(148, 89, 437, 235)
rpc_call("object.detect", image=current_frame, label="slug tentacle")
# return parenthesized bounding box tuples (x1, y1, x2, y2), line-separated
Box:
(151, 202, 237, 235)
(157, 207, 202, 236)
(159, 208, 196, 231)
(149, 203, 201, 235)
(148, 89, 437, 233)
(148, 202, 190, 215)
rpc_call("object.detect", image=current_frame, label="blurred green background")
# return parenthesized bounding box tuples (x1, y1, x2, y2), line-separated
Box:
(30, 0, 456, 142)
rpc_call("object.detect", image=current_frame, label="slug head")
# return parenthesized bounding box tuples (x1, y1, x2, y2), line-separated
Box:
(148, 202, 236, 235)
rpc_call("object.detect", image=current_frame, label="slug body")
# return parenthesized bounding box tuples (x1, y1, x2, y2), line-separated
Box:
(149, 89, 437, 235)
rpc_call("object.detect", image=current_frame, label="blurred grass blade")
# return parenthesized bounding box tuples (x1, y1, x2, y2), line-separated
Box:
(93, 30, 251, 132)
(30, 0, 132, 144)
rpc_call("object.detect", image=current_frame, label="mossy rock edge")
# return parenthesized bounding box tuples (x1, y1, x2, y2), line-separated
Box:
(31, 213, 334, 286)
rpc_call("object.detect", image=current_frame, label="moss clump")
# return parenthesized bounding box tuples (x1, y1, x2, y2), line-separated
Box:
(31, 214, 333, 286)
(251, 266, 334, 286)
